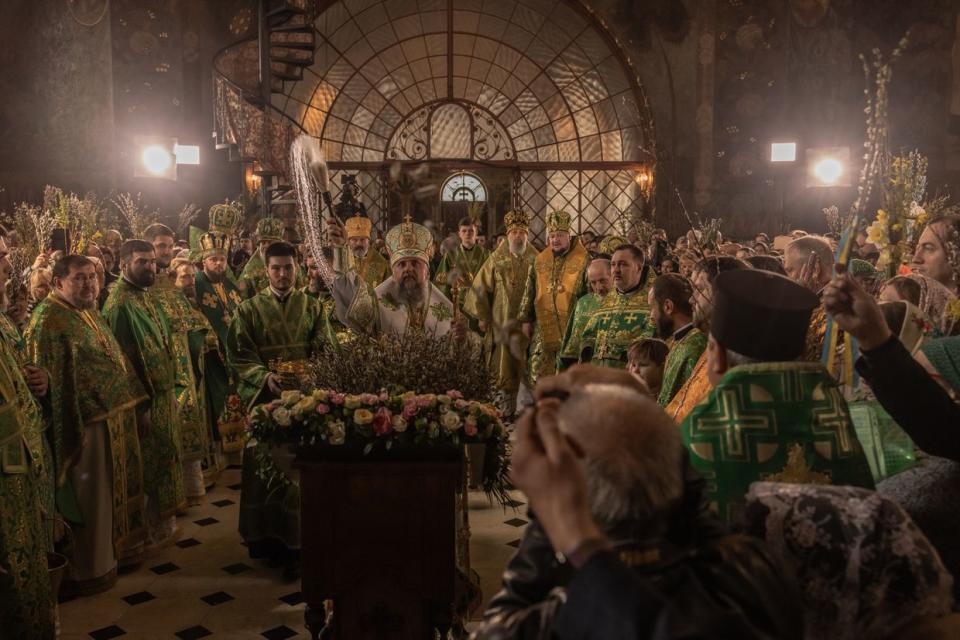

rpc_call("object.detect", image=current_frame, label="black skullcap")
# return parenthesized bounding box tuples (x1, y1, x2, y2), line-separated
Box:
(711, 269, 819, 361)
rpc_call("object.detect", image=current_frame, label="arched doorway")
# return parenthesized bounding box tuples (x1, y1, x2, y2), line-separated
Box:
(274, 0, 656, 240)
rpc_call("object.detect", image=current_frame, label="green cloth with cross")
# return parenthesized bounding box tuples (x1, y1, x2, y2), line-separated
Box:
(681, 361, 874, 525)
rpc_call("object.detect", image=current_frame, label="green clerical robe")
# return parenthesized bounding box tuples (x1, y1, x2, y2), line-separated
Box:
(336, 246, 391, 289)
(0, 322, 55, 638)
(103, 279, 186, 524)
(151, 277, 217, 477)
(227, 288, 336, 549)
(658, 326, 708, 406)
(576, 285, 653, 368)
(557, 293, 603, 370)
(195, 271, 242, 430)
(462, 242, 537, 396)
(239, 250, 269, 299)
(26, 296, 147, 566)
(434, 243, 490, 308)
(682, 362, 874, 525)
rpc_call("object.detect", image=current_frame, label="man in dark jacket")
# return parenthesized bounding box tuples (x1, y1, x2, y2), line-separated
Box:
(475, 369, 803, 640)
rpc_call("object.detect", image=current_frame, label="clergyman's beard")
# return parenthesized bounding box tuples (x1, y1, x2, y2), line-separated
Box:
(351, 246, 368, 260)
(127, 270, 155, 288)
(509, 239, 526, 255)
(205, 268, 225, 284)
(397, 275, 426, 306)
(655, 311, 673, 339)
(181, 285, 197, 302)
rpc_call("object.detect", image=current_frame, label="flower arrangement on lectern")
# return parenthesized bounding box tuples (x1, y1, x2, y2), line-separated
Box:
(248, 329, 511, 503)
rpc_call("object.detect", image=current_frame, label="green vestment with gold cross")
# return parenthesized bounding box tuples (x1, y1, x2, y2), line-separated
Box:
(659, 327, 708, 406)
(681, 362, 875, 525)
(25, 295, 148, 561)
(226, 288, 337, 549)
(103, 279, 186, 522)
(576, 285, 654, 369)
(0, 318, 55, 638)
(195, 270, 242, 429)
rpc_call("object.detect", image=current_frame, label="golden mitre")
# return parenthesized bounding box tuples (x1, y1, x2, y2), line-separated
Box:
(209, 203, 242, 234)
(199, 231, 231, 258)
(256, 217, 285, 242)
(385, 217, 432, 266)
(546, 209, 572, 233)
(344, 215, 372, 239)
(598, 235, 629, 255)
(504, 210, 530, 231)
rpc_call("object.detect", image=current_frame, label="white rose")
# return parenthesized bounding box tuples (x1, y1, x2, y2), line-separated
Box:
(272, 407, 292, 427)
(327, 420, 346, 445)
(440, 411, 461, 432)
(280, 390, 302, 407)
(392, 415, 408, 433)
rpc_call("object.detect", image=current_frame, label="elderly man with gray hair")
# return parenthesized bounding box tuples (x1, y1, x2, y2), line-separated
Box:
(472, 365, 802, 640)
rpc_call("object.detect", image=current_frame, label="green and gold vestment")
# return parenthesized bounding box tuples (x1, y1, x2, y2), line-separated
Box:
(25, 296, 147, 556)
(659, 327, 708, 406)
(557, 293, 603, 370)
(227, 288, 336, 549)
(519, 240, 590, 380)
(434, 243, 490, 307)
(0, 321, 55, 638)
(103, 279, 186, 521)
(576, 286, 653, 369)
(462, 242, 537, 394)
(681, 362, 874, 525)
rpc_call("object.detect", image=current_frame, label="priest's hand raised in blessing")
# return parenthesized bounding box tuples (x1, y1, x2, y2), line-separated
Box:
(23, 365, 48, 398)
(823, 273, 892, 351)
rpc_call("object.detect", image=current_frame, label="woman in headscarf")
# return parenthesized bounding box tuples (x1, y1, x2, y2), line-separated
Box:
(880, 273, 958, 336)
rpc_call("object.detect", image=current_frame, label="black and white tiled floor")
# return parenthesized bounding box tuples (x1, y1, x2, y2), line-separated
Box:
(60, 465, 525, 639)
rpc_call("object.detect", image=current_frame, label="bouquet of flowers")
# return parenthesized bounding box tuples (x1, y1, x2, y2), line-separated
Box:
(250, 388, 509, 498)
(866, 150, 929, 277)
(248, 331, 510, 503)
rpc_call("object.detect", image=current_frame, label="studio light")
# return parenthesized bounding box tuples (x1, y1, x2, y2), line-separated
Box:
(770, 142, 797, 162)
(805, 146, 851, 188)
(174, 144, 200, 165)
(142, 145, 173, 174)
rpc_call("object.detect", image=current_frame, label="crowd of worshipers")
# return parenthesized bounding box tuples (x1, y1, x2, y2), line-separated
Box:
(2, 203, 960, 639)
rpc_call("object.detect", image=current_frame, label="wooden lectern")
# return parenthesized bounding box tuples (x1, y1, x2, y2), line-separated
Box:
(297, 446, 463, 639)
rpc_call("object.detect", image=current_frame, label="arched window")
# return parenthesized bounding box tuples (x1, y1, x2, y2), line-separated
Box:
(440, 172, 487, 202)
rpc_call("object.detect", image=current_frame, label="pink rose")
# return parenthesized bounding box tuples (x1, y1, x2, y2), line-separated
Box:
(401, 402, 419, 420)
(329, 392, 346, 406)
(315, 403, 330, 415)
(454, 399, 469, 410)
(378, 391, 389, 402)
(372, 407, 393, 436)
(446, 390, 464, 399)
(416, 395, 434, 408)
(361, 393, 380, 405)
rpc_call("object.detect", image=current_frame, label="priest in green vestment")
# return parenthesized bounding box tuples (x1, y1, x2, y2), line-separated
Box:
(195, 231, 243, 431)
(649, 273, 708, 406)
(226, 241, 337, 578)
(462, 210, 537, 416)
(103, 240, 185, 545)
(240, 217, 285, 298)
(26, 255, 147, 595)
(434, 216, 490, 309)
(519, 210, 590, 381)
(0, 329, 55, 637)
(682, 269, 874, 526)
(576, 245, 654, 369)
(558, 258, 613, 369)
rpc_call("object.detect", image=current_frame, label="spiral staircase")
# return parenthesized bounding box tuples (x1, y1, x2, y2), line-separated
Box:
(213, 0, 316, 213)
